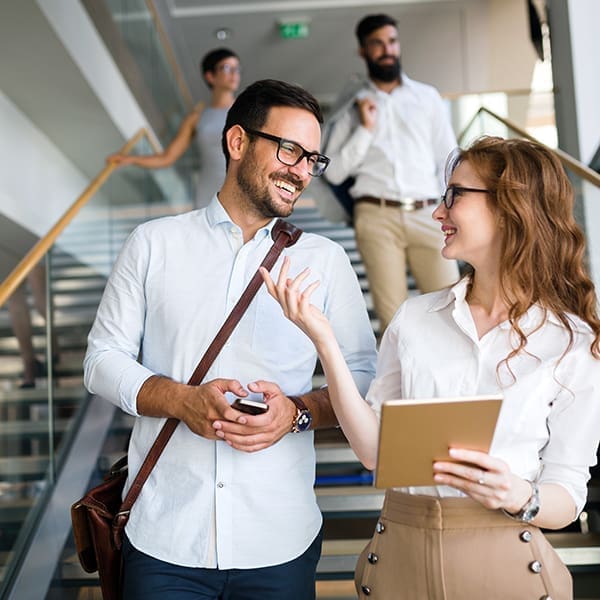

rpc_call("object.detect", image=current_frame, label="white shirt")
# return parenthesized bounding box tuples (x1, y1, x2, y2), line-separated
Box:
(324, 76, 456, 200)
(367, 278, 600, 513)
(83, 198, 377, 568)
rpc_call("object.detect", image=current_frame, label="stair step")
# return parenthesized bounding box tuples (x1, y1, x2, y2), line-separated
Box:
(0, 385, 85, 404)
(0, 455, 51, 477)
(0, 417, 73, 436)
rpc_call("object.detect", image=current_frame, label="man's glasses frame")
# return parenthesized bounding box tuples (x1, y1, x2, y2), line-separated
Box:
(244, 128, 330, 177)
(441, 185, 489, 209)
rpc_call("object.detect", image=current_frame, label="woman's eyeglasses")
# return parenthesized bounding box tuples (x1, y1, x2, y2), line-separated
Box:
(216, 64, 241, 74)
(441, 185, 489, 209)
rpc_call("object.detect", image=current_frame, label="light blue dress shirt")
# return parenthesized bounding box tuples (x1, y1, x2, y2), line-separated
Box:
(83, 197, 377, 568)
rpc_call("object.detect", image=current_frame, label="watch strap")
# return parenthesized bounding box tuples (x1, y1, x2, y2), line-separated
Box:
(288, 395, 312, 433)
(288, 395, 308, 411)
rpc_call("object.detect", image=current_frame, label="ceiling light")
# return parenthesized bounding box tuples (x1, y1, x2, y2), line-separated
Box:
(215, 28, 232, 41)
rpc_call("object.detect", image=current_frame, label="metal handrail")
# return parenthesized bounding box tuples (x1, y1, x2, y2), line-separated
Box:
(458, 106, 600, 188)
(0, 127, 158, 308)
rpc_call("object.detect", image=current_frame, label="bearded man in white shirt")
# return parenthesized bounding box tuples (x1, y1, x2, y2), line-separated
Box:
(325, 13, 460, 334)
(84, 79, 377, 599)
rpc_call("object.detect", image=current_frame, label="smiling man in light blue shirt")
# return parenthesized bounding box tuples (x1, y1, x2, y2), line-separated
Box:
(84, 79, 376, 599)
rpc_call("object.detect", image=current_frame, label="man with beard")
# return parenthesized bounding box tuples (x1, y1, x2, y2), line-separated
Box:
(83, 79, 376, 599)
(324, 13, 459, 334)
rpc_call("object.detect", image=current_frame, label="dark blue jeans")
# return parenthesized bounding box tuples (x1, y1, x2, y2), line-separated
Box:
(121, 528, 323, 600)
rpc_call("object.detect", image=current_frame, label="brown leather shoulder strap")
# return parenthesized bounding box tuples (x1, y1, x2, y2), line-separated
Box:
(119, 218, 302, 512)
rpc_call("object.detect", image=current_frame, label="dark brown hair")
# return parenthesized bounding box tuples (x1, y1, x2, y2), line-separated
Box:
(221, 79, 323, 167)
(355, 14, 397, 46)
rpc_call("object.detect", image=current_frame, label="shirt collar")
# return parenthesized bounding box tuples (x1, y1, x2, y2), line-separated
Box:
(366, 74, 415, 96)
(427, 275, 593, 334)
(428, 277, 469, 313)
(205, 194, 278, 242)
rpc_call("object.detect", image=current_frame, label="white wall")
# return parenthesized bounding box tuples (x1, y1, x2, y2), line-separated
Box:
(0, 90, 89, 238)
(567, 0, 600, 285)
(37, 0, 156, 145)
(567, 0, 600, 163)
(0, 90, 115, 273)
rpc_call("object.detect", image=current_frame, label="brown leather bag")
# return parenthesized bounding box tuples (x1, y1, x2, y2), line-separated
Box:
(70, 220, 302, 600)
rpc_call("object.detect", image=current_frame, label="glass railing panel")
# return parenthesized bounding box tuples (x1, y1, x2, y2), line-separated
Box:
(100, 0, 201, 186)
(449, 87, 557, 149)
(0, 134, 194, 594)
(104, 0, 191, 144)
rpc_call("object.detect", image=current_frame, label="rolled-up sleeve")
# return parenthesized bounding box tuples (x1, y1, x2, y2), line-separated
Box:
(83, 227, 155, 416)
(539, 351, 600, 514)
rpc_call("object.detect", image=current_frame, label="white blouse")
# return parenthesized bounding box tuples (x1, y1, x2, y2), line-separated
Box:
(367, 278, 600, 513)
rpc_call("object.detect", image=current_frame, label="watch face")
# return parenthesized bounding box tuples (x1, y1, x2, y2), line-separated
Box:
(295, 409, 312, 432)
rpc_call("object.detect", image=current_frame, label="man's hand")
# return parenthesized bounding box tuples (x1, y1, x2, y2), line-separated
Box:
(137, 375, 247, 440)
(212, 380, 296, 453)
(177, 379, 251, 439)
(357, 97, 378, 131)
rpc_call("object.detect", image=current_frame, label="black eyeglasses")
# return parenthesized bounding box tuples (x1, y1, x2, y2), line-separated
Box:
(441, 185, 489, 209)
(244, 128, 330, 177)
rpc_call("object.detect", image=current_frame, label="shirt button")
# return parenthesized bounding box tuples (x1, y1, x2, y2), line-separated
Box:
(361, 585, 371, 595)
(217, 482, 224, 488)
(376, 521, 385, 533)
(529, 560, 542, 573)
(367, 552, 378, 564)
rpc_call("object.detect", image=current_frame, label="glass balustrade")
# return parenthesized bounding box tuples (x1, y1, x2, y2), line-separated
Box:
(0, 134, 194, 594)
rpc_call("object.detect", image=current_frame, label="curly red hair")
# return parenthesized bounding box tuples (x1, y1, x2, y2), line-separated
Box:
(448, 136, 600, 361)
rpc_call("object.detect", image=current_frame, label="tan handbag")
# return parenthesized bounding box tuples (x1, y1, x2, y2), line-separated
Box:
(70, 219, 302, 600)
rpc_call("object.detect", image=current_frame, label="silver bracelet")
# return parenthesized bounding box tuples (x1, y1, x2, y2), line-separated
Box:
(502, 481, 540, 523)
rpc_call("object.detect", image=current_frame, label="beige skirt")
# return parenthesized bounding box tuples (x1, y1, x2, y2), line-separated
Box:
(355, 490, 572, 600)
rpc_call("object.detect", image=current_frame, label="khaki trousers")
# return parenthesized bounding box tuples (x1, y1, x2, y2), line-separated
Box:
(355, 491, 572, 600)
(354, 202, 459, 333)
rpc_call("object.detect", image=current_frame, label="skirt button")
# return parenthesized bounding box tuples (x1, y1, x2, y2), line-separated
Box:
(361, 585, 372, 595)
(368, 552, 379, 564)
(519, 530, 532, 542)
(529, 560, 542, 573)
(376, 521, 385, 533)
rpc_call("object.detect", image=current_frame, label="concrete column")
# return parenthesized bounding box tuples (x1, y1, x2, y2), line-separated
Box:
(547, 0, 600, 284)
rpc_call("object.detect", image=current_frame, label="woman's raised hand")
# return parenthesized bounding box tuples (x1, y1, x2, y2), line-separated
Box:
(259, 257, 332, 344)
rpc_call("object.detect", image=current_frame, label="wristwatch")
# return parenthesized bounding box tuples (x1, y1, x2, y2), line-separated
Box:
(288, 395, 313, 433)
(502, 481, 540, 523)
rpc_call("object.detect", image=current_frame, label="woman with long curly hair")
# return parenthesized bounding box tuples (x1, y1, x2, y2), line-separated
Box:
(260, 136, 600, 599)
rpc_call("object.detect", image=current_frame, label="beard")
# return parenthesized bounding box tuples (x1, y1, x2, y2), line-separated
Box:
(366, 55, 402, 84)
(236, 145, 304, 218)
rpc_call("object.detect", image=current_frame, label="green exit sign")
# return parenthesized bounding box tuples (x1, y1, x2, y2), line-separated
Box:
(279, 22, 310, 39)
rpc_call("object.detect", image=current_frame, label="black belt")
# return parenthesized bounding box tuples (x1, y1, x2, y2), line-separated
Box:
(356, 196, 438, 211)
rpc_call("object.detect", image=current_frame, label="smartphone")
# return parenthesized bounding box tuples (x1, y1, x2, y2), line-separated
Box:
(231, 397, 269, 415)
